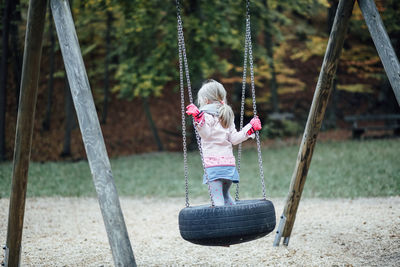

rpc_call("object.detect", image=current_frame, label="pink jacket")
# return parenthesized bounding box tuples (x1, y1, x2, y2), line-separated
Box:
(195, 113, 254, 168)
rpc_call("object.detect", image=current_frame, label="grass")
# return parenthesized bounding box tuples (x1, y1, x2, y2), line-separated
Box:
(0, 139, 399, 199)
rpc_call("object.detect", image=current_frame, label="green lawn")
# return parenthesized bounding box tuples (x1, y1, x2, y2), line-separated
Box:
(0, 139, 399, 199)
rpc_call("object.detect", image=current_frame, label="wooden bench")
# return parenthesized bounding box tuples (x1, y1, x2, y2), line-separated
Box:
(344, 114, 400, 139)
(268, 112, 294, 121)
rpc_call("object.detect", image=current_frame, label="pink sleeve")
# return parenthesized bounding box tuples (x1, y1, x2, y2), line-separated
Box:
(228, 122, 253, 145)
(195, 113, 214, 139)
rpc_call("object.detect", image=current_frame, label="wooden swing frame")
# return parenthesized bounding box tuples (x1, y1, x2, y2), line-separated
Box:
(3, 0, 399, 266)
(273, 0, 400, 246)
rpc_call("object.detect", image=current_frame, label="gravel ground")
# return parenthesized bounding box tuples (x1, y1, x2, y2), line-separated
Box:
(1, 197, 399, 266)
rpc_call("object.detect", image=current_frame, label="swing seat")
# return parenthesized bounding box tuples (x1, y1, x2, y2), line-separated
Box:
(179, 199, 276, 246)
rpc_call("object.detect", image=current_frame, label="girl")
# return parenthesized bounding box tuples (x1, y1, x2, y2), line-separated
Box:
(186, 79, 261, 206)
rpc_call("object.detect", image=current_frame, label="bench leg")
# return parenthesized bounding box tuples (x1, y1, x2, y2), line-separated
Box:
(353, 129, 365, 139)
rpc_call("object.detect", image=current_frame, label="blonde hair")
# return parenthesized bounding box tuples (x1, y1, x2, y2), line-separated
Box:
(197, 79, 234, 128)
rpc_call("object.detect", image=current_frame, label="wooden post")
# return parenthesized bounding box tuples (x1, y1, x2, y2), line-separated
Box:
(5, 0, 47, 266)
(358, 0, 400, 107)
(273, 0, 355, 247)
(50, 0, 136, 266)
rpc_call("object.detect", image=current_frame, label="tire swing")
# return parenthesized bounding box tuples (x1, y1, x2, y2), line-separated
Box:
(176, 0, 276, 247)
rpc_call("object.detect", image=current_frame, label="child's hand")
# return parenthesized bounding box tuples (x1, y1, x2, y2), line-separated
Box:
(247, 116, 262, 135)
(186, 104, 199, 116)
(250, 116, 262, 131)
(186, 104, 204, 123)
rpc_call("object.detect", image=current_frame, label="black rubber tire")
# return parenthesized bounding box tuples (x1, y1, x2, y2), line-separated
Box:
(179, 199, 276, 246)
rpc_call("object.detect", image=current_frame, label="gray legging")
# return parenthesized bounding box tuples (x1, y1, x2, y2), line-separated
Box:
(209, 179, 236, 206)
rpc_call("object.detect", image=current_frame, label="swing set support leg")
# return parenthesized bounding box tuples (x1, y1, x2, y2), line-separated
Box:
(5, 0, 47, 265)
(50, 0, 136, 265)
(273, 0, 355, 247)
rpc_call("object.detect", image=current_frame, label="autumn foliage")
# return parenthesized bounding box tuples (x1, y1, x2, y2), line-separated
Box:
(1, 0, 399, 161)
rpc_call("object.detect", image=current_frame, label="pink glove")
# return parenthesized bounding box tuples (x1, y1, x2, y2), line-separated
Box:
(247, 116, 262, 135)
(186, 104, 204, 123)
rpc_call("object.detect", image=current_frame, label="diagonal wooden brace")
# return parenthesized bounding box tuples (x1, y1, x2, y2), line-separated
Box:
(358, 0, 400, 107)
(50, 0, 136, 265)
(273, 0, 355, 247)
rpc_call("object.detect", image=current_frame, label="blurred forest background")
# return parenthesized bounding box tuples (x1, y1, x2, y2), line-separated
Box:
(0, 0, 399, 162)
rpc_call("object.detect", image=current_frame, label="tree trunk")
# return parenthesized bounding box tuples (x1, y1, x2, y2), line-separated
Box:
(324, 79, 338, 129)
(264, 0, 279, 113)
(186, 0, 203, 150)
(324, 0, 339, 129)
(0, 0, 13, 161)
(187, 0, 203, 89)
(60, 73, 75, 157)
(142, 97, 164, 151)
(101, 10, 112, 124)
(10, 0, 22, 113)
(379, 77, 399, 113)
(42, 1, 56, 131)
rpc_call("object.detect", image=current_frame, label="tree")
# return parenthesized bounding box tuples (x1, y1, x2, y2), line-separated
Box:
(0, 0, 13, 161)
(60, 75, 76, 157)
(42, 2, 56, 131)
(142, 97, 163, 151)
(10, 0, 22, 112)
(325, 0, 339, 129)
(334, 0, 400, 113)
(375, 0, 400, 112)
(111, 1, 247, 149)
(101, 9, 113, 124)
(263, 0, 279, 113)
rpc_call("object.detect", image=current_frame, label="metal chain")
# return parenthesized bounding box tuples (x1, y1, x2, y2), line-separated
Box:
(177, 17, 190, 207)
(245, 1, 267, 199)
(177, 0, 266, 204)
(235, 0, 250, 202)
(176, 0, 215, 206)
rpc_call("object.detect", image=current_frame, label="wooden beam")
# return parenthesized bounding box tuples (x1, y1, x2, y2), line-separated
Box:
(50, 0, 136, 266)
(5, 0, 47, 266)
(273, 0, 355, 247)
(358, 0, 400, 107)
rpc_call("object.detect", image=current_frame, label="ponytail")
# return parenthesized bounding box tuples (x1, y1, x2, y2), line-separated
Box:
(197, 79, 233, 128)
(219, 103, 234, 128)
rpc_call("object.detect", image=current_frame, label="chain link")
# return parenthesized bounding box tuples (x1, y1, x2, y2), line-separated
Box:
(176, 0, 214, 206)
